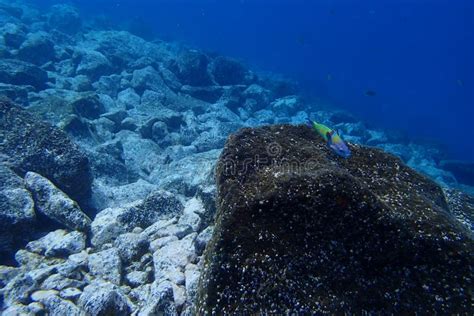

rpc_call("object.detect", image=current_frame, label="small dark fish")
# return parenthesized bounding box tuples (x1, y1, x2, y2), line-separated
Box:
(365, 90, 377, 97)
(297, 36, 306, 46)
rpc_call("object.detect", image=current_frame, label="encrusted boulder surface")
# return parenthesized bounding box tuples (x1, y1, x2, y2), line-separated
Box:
(197, 125, 474, 314)
(0, 99, 92, 203)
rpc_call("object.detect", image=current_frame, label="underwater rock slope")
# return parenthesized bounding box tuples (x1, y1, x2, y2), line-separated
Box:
(0, 99, 92, 203)
(197, 125, 474, 314)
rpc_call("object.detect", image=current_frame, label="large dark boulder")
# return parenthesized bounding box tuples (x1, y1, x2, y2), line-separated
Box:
(0, 99, 92, 203)
(18, 31, 55, 65)
(209, 56, 250, 86)
(48, 4, 82, 34)
(169, 50, 213, 86)
(0, 59, 48, 90)
(197, 125, 474, 314)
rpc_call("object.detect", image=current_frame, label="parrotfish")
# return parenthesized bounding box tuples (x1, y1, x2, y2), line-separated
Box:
(310, 121, 351, 158)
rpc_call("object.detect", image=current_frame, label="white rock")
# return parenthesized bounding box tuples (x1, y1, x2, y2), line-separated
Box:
(125, 270, 151, 288)
(178, 198, 203, 232)
(78, 280, 133, 316)
(88, 248, 122, 285)
(153, 233, 197, 285)
(172, 284, 186, 311)
(41, 273, 84, 291)
(195, 226, 214, 255)
(42, 295, 81, 316)
(26, 230, 68, 255)
(142, 217, 177, 237)
(90, 204, 131, 247)
(60, 287, 82, 301)
(45, 231, 86, 257)
(149, 235, 178, 252)
(24, 172, 91, 231)
(138, 280, 177, 316)
(3, 274, 38, 305)
(184, 263, 200, 302)
(114, 232, 149, 263)
(68, 250, 89, 267)
(28, 302, 45, 314)
(31, 289, 59, 302)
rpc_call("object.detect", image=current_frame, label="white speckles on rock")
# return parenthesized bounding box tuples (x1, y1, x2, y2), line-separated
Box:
(3, 274, 38, 305)
(178, 198, 204, 232)
(172, 284, 186, 311)
(88, 248, 122, 285)
(153, 234, 197, 281)
(114, 232, 149, 263)
(41, 273, 84, 291)
(26, 230, 68, 255)
(24, 172, 91, 231)
(90, 205, 130, 247)
(195, 226, 213, 255)
(184, 263, 200, 302)
(125, 270, 151, 288)
(45, 231, 86, 258)
(67, 250, 89, 268)
(138, 280, 177, 316)
(42, 295, 81, 316)
(149, 235, 178, 252)
(78, 281, 133, 316)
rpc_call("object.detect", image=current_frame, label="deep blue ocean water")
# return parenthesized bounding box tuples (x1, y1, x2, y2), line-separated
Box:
(32, 0, 474, 161)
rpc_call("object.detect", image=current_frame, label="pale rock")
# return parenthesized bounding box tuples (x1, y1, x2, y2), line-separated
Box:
(78, 280, 133, 316)
(88, 248, 122, 285)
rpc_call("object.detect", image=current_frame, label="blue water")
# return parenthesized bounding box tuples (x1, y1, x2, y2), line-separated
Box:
(33, 0, 474, 161)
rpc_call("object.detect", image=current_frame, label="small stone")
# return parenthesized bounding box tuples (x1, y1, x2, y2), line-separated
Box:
(132, 227, 143, 234)
(194, 226, 213, 255)
(31, 290, 59, 302)
(60, 287, 82, 301)
(26, 266, 57, 284)
(68, 250, 88, 267)
(149, 236, 178, 252)
(0, 265, 19, 287)
(26, 230, 67, 255)
(88, 248, 122, 285)
(42, 295, 81, 316)
(178, 198, 204, 232)
(125, 271, 151, 288)
(3, 274, 38, 305)
(28, 302, 45, 314)
(78, 281, 133, 316)
(114, 232, 149, 263)
(41, 274, 84, 291)
(138, 280, 177, 316)
(153, 234, 197, 285)
(172, 284, 186, 311)
(184, 263, 200, 302)
(45, 231, 86, 257)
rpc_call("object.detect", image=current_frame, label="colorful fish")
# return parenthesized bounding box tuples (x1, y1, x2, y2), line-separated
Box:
(310, 121, 351, 158)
